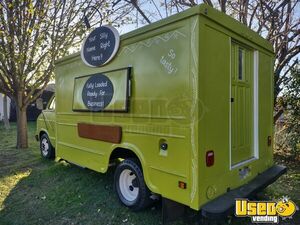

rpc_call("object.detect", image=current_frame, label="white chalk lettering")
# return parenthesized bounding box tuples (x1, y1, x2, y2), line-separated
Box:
(99, 32, 108, 39)
(86, 46, 96, 52)
(95, 81, 107, 88)
(100, 41, 110, 50)
(99, 90, 105, 96)
(87, 101, 104, 107)
(86, 83, 94, 89)
(160, 56, 178, 75)
(87, 91, 98, 98)
(91, 54, 103, 61)
(88, 35, 96, 42)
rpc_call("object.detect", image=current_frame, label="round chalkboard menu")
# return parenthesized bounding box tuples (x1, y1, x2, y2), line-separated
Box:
(82, 74, 114, 111)
(81, 25, 120, 67)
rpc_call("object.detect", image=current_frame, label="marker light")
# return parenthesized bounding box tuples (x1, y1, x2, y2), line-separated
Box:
(178, 181, 187, 189)
(206, 150, 214, 167)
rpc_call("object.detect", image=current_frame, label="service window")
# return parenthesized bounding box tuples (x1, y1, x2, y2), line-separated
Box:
(72, 67, 131, 112)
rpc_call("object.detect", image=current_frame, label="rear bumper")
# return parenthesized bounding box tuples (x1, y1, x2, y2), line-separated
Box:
(201, 165, 287, 218)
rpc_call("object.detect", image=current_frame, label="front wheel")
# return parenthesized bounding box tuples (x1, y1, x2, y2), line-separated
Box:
(40, 133, 55, 159)
(114, 158, 152, 211)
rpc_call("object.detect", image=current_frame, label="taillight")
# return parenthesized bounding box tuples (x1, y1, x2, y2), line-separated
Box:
(178, 181, 187, 189)
(206, 150, 214, 167)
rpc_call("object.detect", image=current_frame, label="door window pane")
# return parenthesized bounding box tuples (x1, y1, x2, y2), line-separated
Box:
(238, 47, 244, 80)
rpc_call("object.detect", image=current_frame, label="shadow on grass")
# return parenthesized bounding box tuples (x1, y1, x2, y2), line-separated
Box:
(0, 122, 41, 180)
(0, 123, 163, 225)
(4, 158, 299, 225)
(0, 123, 299, 225)
(0, 160, 163, 225)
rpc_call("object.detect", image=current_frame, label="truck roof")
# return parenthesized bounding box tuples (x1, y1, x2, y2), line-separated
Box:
(56, 4, 273, 65)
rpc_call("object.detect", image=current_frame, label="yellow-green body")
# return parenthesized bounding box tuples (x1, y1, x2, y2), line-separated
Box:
(37, 4, 274, 210)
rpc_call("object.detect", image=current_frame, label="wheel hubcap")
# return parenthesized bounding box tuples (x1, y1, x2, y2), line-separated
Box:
(119, 169, 139, 202)
(41, 138, 49, 156)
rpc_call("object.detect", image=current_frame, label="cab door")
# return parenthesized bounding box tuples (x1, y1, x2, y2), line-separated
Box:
(231, 42, 254, 167)
(42, 96, 56, 144)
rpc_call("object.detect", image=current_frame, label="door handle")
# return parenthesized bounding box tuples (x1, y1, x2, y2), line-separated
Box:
(231, 98, 234, 102)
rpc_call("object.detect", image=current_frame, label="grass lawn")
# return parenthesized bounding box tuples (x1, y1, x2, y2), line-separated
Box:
(0, 122, 299, 225)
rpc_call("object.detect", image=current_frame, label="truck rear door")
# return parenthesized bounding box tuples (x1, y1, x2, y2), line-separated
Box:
(230, 42, 255, 167)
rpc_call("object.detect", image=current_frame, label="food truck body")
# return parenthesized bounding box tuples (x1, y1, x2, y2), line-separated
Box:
(37, 4, 286, 218)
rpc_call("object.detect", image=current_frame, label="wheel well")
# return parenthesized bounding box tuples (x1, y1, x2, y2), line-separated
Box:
(110, 148, 139, 162)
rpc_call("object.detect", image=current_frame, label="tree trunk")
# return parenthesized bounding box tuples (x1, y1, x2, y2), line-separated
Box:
(3, 95, 10, 129)
(16, 107, 28, 148)
(16, 92, 28, 149)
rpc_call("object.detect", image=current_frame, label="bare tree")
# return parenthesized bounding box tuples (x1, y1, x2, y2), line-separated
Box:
(115, 0, 299, 121)
(207, 0, 300, 121)
(0, 0, 111, 148)
(113, 0, 152, 24)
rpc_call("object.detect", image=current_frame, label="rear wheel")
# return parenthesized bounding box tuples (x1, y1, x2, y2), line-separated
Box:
(114, 158, 152, 211)
(40, 133, 55, 159)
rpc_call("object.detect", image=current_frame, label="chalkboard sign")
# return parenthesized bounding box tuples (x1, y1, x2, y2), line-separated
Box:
(81, 25, 120, 67)
(73, 67, 131, 112)
(82, 74, 114, 111)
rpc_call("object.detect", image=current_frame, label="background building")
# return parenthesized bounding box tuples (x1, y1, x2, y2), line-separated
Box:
(0, 84, 54, 122)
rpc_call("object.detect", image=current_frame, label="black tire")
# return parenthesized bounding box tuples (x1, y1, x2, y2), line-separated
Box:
(114, 158, 152, 211)
(40, 133, 55, 159)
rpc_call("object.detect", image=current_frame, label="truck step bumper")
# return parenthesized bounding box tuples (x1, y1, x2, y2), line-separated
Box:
(201, 165, 287, 218)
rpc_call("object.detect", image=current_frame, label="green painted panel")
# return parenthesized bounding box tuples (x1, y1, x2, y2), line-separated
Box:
(53, 18, 195, 208)
(197, 16, 274, 209)
(197, 22, 231, 207)
(258, 52, 274, 166)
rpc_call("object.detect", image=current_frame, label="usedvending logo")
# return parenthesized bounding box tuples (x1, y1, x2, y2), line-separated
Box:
(235, 197, 298, 223)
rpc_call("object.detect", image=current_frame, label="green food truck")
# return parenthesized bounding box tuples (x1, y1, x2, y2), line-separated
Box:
(36, 4, 286, 222)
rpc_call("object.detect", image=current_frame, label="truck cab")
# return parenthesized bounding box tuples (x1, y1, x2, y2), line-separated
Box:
(36, 95, 56, 159)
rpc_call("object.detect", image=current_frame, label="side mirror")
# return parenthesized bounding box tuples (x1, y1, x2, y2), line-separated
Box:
(36, 98, 44, 110)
